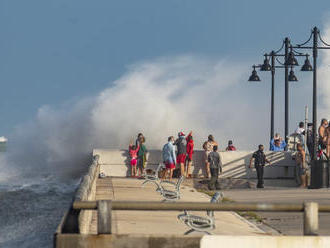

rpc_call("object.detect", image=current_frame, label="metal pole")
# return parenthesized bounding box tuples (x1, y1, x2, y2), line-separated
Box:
(304, 202, 319, 235)
(97, 200, 112, 234)
(284, 38, 290, 150)
(312, 27, 318, 160)
(270, 51, 275, 141)
(305, 106, 308, 155)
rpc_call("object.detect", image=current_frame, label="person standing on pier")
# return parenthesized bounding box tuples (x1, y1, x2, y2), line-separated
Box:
(319, 119, 328, 150)
(202, 135, 218, 178)
(162, 136, 176, 180)
(185, 131, 194, 178)
(129, 143, 139, 177)
(225, 140, 236, 151)
(174, 132, 187, 177)
(137, 136, 147, 177)
(323, 123, 330, 159)
(295, 143, 308, 188)
(208, 145, 221, 190)
(249, 145, 271, 189)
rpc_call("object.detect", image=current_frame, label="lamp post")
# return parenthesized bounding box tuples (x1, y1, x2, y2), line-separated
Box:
(288, 26, 330, 160)
(249, 45, 307, 144)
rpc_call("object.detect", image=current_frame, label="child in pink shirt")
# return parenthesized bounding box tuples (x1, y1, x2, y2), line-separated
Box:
(129, 144, 139, 177)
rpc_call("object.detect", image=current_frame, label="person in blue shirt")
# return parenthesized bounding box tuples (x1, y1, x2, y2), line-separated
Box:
(162, 136, 176, 180)
(270, 138, 287, 151)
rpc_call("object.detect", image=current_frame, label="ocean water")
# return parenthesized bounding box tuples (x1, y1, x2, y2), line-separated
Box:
(0, 179, 78, 248)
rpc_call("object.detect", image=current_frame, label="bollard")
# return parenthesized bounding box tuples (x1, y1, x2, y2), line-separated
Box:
(303, 202, 319, 235)
(97, 200, 112, 234)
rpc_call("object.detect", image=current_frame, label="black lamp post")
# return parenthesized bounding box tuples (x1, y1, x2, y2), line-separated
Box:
(249, 44, 306, 143)
(288, 26, 330, 160)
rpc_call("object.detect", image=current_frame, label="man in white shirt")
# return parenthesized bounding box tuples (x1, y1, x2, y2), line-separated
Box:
(295, 122, 305, 147)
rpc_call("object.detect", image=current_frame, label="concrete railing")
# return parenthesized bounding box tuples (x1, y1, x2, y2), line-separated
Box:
(93, 149, 296, 179)
(72, 200, 324, 236)
(74, 155, 100, 234)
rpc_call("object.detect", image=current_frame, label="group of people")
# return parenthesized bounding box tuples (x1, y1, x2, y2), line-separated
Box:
(128, 133, 148, 177)
(126, 118, 330, 190)
(128, 132, 237, 189)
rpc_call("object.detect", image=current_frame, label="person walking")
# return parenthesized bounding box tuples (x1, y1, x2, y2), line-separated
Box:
(202, 135, 218, 178)
(249, 145, 271, 188)
(162, 136, 176, 180)
(137, 136, 147, 177)
(295, 144, 308, 188)
(174, 132, 187, 177)
(208, 145, 222, 190)
(225, 140, 236, 151)
(185, 131, 194, 178)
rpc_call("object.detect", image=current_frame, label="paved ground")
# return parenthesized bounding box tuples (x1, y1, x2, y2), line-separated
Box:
(223, 187, 330, 235)
(89, 177, 265, 236)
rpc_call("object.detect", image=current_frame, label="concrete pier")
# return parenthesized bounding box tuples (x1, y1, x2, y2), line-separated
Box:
(54, 149, 330, 247)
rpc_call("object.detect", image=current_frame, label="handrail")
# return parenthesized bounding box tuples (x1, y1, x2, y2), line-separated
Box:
(72, 200, 330, 212)
(70, 200, 321, 236)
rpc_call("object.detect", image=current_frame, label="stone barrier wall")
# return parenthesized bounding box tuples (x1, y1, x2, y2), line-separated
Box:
(93, 149, 297, 179)
(74, 155, 100, 234)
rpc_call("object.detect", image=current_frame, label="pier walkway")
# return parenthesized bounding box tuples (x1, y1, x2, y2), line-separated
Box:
(88, 177, 265, 236)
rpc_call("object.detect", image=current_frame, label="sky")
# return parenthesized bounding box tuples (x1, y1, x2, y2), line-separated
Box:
(0, 0, 330, 137)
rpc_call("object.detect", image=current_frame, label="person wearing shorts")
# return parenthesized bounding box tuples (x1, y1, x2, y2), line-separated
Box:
(202, 135, 218, 178)
(174, 132, 187, 177)
(129, 144, 139, 177)
(296, 144, 308, 188)
(162, 136, 176, 180)
(137, 136, 147, 177)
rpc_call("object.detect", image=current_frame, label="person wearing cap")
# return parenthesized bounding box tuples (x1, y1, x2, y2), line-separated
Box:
(174, 132, 187, 177)
(202, 135, 218, 178)
(226, 140, 236, 151)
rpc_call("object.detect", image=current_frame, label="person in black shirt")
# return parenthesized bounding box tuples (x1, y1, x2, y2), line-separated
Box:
(249, 144, 271, 188)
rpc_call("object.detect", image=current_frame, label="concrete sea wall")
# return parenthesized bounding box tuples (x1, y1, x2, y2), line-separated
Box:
(93, 149, 297, 179)
(74, 155, 100, 234)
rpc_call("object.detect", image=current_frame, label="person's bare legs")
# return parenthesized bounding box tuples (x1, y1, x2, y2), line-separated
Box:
(133, 166, 137, 177)
(180, 163, 185, 177)
(205, 161, 210, 178)
(131, 166, 134, 177)
(300, 175, 307, 188)
(186, 161, 192, 178)
(169, 168, 174, 180)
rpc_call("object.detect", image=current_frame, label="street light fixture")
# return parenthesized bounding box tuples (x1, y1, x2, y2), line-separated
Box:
(260, 55, 272, 71)
(290, 26, 330, 161)
(248, 66, 261, 81)
(288, 67, 298, 82)
(249, 42, 308, 143)
(301, 55, 313, 71)
(285, 47, 299, 66)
